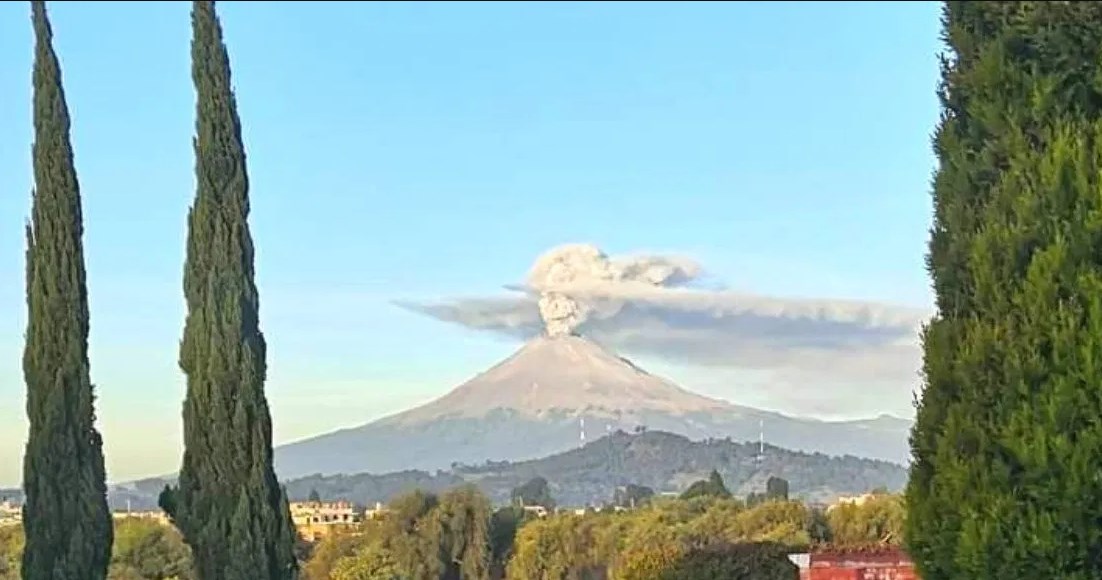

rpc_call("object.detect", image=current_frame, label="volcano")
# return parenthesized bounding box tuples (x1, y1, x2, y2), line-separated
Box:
(385, 335, 729, 424)
(273, 335, 911, 479)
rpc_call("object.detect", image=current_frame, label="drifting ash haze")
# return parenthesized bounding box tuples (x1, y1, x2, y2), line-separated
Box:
(272, 244, 924, 479)
(399, 243, 929, 417)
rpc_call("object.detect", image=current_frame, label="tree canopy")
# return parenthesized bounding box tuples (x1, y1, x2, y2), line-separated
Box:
(907, 3, 1102, 578)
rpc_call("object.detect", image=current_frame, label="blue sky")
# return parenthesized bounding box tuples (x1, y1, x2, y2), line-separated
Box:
(0, 1, 942, 486)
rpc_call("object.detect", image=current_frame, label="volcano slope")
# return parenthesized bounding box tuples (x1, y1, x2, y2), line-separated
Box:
(273, 335, 911, 479)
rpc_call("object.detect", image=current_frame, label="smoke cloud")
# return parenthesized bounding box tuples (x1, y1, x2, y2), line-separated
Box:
(397, 244, 929, 389)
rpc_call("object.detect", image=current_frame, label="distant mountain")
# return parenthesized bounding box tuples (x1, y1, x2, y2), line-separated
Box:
(274, 335, 912, 479)
(5, 429, 907, 512)
(284, 429, 908, 507)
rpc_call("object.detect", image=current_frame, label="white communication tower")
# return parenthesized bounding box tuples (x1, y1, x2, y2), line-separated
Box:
(579, 417, 586, 448)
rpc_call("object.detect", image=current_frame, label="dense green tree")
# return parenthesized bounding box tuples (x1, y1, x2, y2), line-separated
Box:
(511, 477, 555, 509)
(765, 477, 788, 502)
(907, 2, 1102, 578)
(828, 495, 904, 548)
(489, 506, 525, 577)
(158, 2, 296, 579)
(427, 486, 492, 580)
(108, 519, 195, 580)
(302, 530, 374, 580)
(329, 542, 399, 580)
(21, 2, 113, 578)
(680, 470, 731, 501)
(658, 542, 797, 580)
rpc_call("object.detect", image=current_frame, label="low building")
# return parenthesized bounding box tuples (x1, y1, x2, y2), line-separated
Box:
(521, 505, 549, 519)
(289, 501, 362, 542)
(787, 547, 918, 580)
(0, 500, 21, 527)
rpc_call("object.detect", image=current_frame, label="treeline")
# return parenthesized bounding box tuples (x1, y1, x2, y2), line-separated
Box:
(286, 430, 908, 509)
(0, 519, 193, 580)
(295, 476, 904, 580)
(0, 476, 904, 579)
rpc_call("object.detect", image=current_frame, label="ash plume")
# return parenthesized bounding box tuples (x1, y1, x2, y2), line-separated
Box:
(526, 244, 699, 337)
(395, 243, 930, 399)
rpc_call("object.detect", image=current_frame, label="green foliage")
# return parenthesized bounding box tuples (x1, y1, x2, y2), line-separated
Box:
(1, 520, 198, 580)
(316, 488, 495, 580)
(806, 508, 832, 545)
(430, 486, 492, 580)
(827, 494, 904, 547)
(657, 542, 797, 580)
(489, 506, 525, 574)
(329, 542, 399, 580)
(512, 477, 556, 509)
(506, 496, 813, 579)
(766, 477, 789, 501)
(159, 2, 296, 579)
(747, 476, 790, 508)
(507, 513, 615, 580)
(21, 2, 113, 579)
(0, 526, 23, 580)
(109, 519, 195, 580)
(908, 3, 1102, 579)
(302, 531, 373, 580)
(679, 470, 731, 501)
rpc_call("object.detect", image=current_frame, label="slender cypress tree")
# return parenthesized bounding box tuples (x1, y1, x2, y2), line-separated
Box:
(907, 3, 1102, 578)
(21, 1, 112, 578)
(159, 2, 297, 578)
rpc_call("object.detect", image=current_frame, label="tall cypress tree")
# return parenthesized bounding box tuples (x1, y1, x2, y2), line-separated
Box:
(907, 3, 1102, 578)
(21, 1, 113, 579)
(159, 2, 297, 578)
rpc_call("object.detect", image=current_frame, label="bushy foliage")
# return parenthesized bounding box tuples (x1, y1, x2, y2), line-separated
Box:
(507, 495, 815, 579)
(22, 3, 112, 578)
(657, 542, 797, 580)
(679, 470, 731, 500)
(512, 477, 556, 509)
(0, 526, 23, 580)
(308, 487, 495, 580)
(827, 493, 904, 547)
(1, 520, 198, 580)
(908, 3, 1102, 578)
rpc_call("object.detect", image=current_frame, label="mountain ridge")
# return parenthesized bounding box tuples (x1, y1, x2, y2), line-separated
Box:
(287, 429, 909, 507)
(0, 428, 905, 511)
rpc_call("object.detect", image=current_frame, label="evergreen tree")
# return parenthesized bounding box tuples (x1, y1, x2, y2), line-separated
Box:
(907, 3, 1102, 578)
(21, 1, 112, 578)
(680, 470, 731, 500)
(159, 2, 296, 578)
(510, 477, 555, 509)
